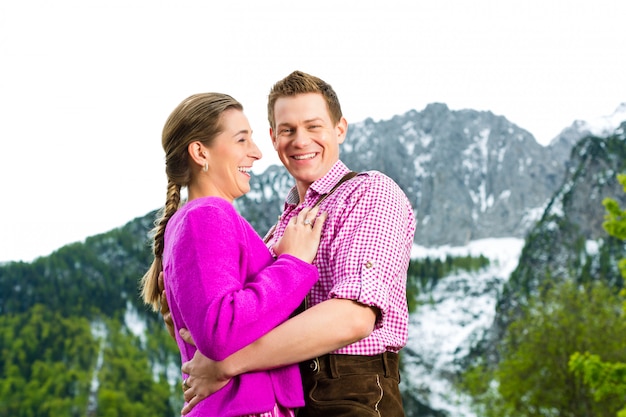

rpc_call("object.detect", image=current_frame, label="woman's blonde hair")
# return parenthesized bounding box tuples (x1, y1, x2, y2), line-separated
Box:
(140, 93, 243, 311)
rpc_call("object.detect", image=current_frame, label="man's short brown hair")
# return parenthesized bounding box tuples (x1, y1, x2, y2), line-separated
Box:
(267, 70, 343, 131)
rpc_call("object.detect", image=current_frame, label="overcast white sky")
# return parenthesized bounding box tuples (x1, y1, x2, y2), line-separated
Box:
(1, 0, 625, 263)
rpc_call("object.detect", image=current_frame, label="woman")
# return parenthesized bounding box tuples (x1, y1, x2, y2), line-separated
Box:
(140, 93, 325, 417)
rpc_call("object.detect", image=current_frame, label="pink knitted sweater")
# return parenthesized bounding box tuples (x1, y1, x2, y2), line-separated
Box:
(163, 196, 318, 416)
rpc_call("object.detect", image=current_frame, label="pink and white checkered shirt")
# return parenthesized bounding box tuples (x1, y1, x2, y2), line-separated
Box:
(266, 160, 415, 355)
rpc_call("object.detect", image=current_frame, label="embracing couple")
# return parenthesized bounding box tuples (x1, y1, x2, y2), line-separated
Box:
(140, 70, 415, 417)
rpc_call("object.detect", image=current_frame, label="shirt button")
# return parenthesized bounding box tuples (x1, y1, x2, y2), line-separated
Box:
(365, 260, 374, 269)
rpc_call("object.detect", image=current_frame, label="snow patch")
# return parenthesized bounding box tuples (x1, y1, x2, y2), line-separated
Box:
(406, 238, 524, 416)
(586, 240, 599, 256)
(124, 301, 147, 346)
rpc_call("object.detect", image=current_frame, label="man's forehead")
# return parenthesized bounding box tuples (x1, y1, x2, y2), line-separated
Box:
(273, 94, 331, 123)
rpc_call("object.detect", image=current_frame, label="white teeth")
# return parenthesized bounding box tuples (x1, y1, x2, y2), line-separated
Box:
(238, 167, 251, 173)
(293, 153, 316, 160)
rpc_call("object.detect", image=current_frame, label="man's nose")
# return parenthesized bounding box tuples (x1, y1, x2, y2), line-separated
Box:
(292, 128, 310, 147)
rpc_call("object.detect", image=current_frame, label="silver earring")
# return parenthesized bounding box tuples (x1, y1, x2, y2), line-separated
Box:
(203, 162, 208, 172)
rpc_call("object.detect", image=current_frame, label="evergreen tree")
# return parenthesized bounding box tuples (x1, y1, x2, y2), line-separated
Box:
(95, 319, 174, 416)
(569, 173, 626, 417)
(0, 305, 97, 417)
(462, 281, 626, 417)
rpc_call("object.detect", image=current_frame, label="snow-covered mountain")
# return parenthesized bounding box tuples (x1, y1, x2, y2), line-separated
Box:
(551, 103, 626, 145)
(240, 102, 626, 249)
(547, 103, 626, 164)
(403, 121, 626, 416)
(402, 238, 524, 417)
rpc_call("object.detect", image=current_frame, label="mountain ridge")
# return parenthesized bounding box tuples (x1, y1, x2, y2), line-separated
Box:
(237, 102, 626, 247)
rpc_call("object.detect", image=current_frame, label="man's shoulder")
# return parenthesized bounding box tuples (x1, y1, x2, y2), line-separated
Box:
(348, 171, 412, 210)
(353, 170, 403, 191)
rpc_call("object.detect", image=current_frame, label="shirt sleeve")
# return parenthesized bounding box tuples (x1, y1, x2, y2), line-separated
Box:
(328, 174, 415, 318)
(167, 200, 319, 361)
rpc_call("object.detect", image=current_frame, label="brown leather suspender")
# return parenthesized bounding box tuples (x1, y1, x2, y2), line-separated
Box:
(311, 171, 358, 208)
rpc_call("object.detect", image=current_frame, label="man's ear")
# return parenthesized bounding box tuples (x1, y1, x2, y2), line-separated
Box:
(187, 141, 209, 168)
(336, 117, 348, 144)
(269, 127, 279, 150)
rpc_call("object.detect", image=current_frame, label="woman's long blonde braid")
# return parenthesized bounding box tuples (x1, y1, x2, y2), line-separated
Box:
(140, 180, 182, 311)
(141, 181, 181, 311)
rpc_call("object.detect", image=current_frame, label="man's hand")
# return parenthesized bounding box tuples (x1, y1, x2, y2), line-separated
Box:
(158, 272, 175, 339)
(180, 329, 232, 415)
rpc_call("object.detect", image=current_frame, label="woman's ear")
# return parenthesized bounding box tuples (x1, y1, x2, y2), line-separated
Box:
(187, 141, 209, 169)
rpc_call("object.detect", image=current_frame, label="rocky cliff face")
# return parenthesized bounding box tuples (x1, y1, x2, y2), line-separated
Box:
(496, 122, 626, 326)
(239, 103, 575, 246)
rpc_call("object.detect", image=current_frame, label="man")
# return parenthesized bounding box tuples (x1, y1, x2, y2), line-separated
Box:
(167, 71, 415, 416)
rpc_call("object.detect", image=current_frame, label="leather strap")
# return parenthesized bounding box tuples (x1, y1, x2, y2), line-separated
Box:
(312, 171, 358, 208)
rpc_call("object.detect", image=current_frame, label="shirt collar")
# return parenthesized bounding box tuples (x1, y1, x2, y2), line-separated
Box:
(285, 160, 350, 206)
